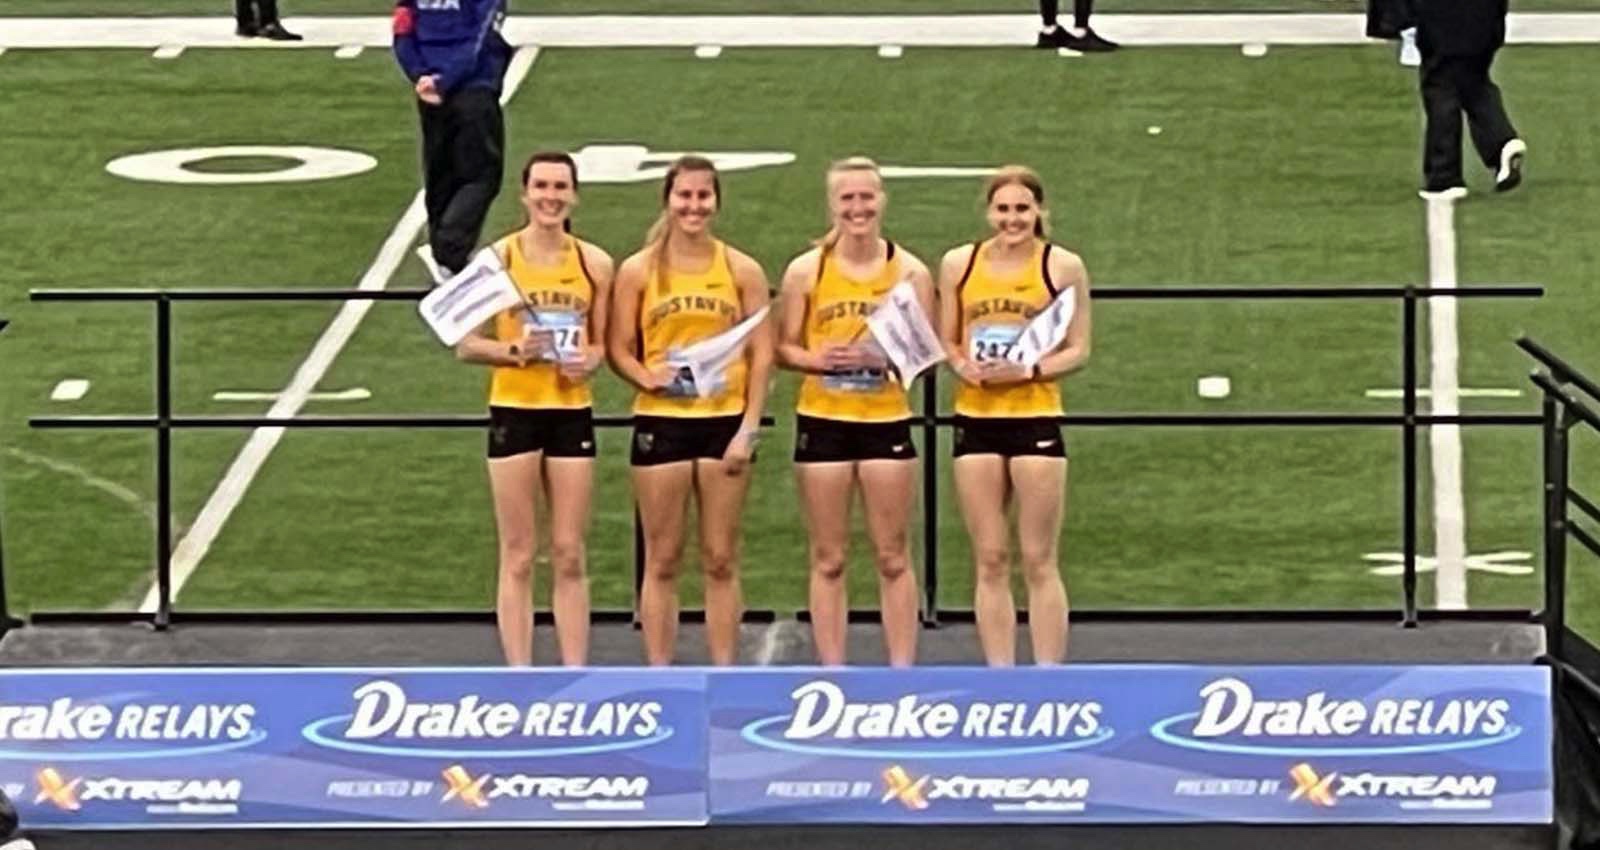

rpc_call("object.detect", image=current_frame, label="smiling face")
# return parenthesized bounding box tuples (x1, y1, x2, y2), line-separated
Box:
(986, 181, 1043, 247)
(828, 168, 885, 240)
(521, 160, 577, 229)
(667, 167, 719, 236)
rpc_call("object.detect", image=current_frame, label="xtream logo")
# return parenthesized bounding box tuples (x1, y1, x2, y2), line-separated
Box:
(35, 768, 242, 814)
(1289, 763, 1496, 809)
(881, 766, 1090, 813)
(440, 765, 648, 811)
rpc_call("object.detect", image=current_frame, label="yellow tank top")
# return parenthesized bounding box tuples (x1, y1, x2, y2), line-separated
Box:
(954, 240, 1066, 418)
(796, 243, 911, 423)
(488, 233, 595, 410)
(633, 240, 747, 418)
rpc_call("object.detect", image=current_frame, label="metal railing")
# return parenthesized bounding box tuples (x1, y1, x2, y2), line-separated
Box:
(1520, 337, 1600, 666)
(4, 283, 1546, 631)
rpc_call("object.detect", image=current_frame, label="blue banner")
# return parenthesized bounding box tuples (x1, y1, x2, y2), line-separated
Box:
(0, 665, 1552, 829)
(0, 668, 708, 829)
(708, 666, 1552, 824)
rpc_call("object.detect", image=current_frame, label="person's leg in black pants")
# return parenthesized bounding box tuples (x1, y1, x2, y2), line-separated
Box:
(1420, 51, 1466, 192)
(1456, 50, 1518, 172)
(426, 87, 506, 275)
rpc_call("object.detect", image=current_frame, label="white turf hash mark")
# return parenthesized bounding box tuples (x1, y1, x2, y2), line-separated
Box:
(878, 44, 903, 58)
(50, 379, 90, 401)
(694, 44, 722, 58)
(138, 46, 543, 613)
(1365, 388, 1522, 399)
(212, 388, 372, 402)
(335, 44, 363, 59)
(1363, 551, 1533, 577)
(1422, 190, 1468, 610)
(152, 44, 184, 59)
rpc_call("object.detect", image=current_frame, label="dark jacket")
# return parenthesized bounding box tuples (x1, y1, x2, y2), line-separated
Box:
(392, 0, 511, 96)
(1416, 0, 1509, 56)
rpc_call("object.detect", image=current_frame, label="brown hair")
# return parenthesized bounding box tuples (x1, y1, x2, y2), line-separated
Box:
(520, 151, 579, 232)
(642, 155, 721, 293)
(985, 165, 1050, 238)
(814, 157, 884, 252)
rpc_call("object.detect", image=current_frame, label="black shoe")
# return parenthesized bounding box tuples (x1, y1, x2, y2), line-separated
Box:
(1077, 27, 1120, 51)
(235, 22, 259, 37)
(1035, 26, 1075, 49)
(258, 21, 303, 41)
(1495, 138, 1526, 192)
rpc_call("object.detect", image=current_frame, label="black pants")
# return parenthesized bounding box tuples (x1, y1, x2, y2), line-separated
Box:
(1420, 48, 1517, 190)
(418, 87, 505, 274)
(234, 0, 281, 27)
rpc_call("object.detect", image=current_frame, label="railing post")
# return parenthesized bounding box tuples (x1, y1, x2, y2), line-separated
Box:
(1543, 390, 1569, 660)
(154, 297, 174, 630)
(0, 318, 21, 633)
(632, 504, 645, 628)
(1400, 286, 1420, 628)
(921, 369, 939, 626)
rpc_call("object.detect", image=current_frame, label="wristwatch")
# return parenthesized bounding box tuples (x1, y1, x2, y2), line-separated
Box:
(507, 343, 522, 361)
(1031, 363, 1043, 380)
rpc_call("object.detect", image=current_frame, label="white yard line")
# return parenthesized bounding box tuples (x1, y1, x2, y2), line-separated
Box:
(1, 13, 1598, 49)
(136, 46, 541, 613)
(2, 447, 179, 536)
(1422, 194, 1468, 611)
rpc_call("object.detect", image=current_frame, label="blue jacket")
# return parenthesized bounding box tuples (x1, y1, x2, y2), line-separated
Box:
(392, 0, 511, 97)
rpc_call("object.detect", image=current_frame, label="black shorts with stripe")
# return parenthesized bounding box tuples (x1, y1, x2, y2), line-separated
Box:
(630, 414, 747, 467)
(794, 414, 917, 463)
(952, 415, 1066, 459)
(487, 407, 596, 459)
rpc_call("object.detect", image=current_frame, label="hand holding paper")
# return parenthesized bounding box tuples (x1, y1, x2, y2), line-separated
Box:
(864, 280, 945, 389)
(1004, 285, 1077, 368)
(668, 305, 771, 398)
(417, 247, 525, 347)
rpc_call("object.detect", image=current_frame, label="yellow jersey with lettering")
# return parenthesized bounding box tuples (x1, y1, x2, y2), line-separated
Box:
(633, 240, 747, 418)
(796, 243, 911, 423)
(488, 233, 595, 410)
(954, 239, 1065, 418)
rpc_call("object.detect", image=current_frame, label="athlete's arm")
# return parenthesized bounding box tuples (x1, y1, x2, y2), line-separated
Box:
(1035, 248, 1092, 379)
(728, 248, 775, 439)
(937, 245, 985, 386)
(606, 253, 669, 391)
(775, 251, 831, 374)
(563, 241, 614, 379)
(455, 318, 524, 367)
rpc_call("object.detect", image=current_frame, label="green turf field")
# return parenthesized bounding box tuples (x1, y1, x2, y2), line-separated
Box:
(5, 0, 1600, 15)
(0, 41, 1597, 642)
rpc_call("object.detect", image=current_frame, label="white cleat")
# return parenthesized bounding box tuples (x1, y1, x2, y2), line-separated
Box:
(1, 839, 38, 850)
(414, 244, 449, 286)
(1495, 138, 1526, 192)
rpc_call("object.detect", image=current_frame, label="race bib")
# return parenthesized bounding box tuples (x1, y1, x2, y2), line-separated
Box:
(969, 323, 1023, 363)
(823, 368, 888, 392)
(523, 310, 584, 362)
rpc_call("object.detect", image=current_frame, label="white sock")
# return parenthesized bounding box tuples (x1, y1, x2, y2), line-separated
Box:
(1040, 24, 1058, 34)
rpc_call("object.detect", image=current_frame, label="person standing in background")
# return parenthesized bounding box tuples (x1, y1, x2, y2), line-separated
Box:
(1035, 0, 1117, 52)
(234, 0, 302, 40)
(393, 0, 513, 283)
(1416, 0, 1526, 196)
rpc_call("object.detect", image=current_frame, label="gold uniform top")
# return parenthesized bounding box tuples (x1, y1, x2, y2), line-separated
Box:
(488, 233, 596, 410)
(633, 240, 748, 418)
(796, 242, 911, 423)
(953, 239, 1066, 418)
